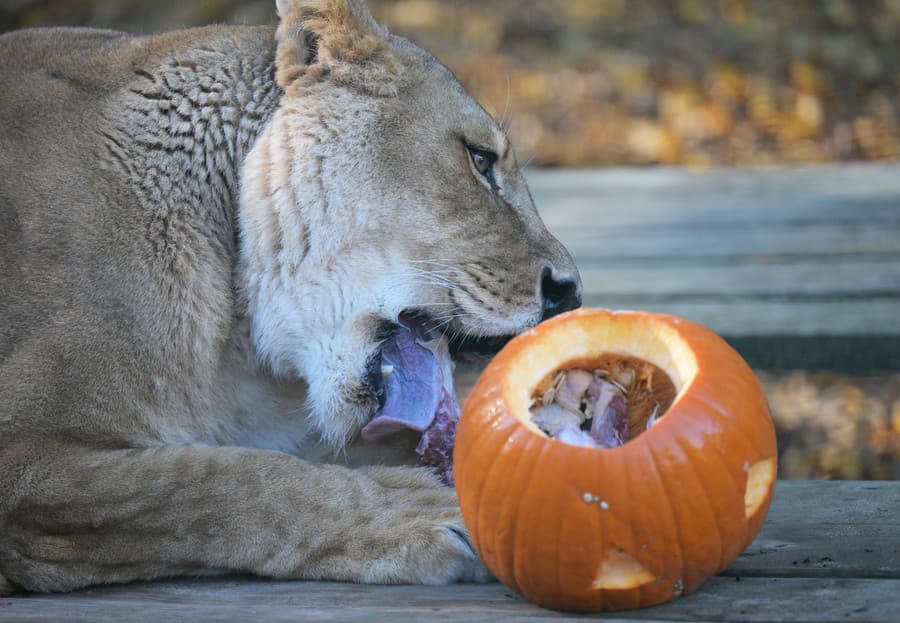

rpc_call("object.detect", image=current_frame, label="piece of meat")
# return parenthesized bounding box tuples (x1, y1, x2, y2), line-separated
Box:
(529, 367, 632, 449)
(556, 424, 600, 448)
(553, 369, 594, 413)
(415, 387, 458, 484)
(531, 403, 584, 436)
(585, 378, 629, 448)
(360, 313, 460, 484)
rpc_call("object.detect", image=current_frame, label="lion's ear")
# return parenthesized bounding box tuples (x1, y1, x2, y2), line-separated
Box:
(274, 0, 397, 93)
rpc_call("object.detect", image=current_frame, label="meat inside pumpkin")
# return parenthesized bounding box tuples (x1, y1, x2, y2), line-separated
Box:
(529, 355, 677, 448)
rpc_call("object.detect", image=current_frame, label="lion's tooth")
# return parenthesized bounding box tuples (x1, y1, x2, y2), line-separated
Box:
(381, 365, 394, 377)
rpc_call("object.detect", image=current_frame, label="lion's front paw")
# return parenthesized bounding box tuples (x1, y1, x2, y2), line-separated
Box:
(349, 466, 492, 585)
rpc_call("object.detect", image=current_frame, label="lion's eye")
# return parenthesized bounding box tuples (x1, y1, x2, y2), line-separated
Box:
(468, 146, 498, 189)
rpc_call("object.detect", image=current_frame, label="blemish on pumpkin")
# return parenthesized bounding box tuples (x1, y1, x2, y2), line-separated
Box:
(581, 492, 610, 509)
(744, 457, 776, 517)
(592, 546, 656, 590)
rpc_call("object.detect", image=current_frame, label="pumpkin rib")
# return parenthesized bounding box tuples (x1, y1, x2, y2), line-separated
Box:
(618, 454, 655, 611)
(671, 346, 748, 573)
(674, 434, 728, 575)
(692, 338, 766, 444)
(471, 427, 509, 578)
(685, 431, 747, 572)
(643, 438, 687, 595)
(682, 388, 766, 558)
(501, 434, 535, 595)
(551, 451, 572, 606)
(464, 397, 514, 553)
(511, 439, 555, 600)
(490, 427, 538, 592)
(683, 385, 761, 464)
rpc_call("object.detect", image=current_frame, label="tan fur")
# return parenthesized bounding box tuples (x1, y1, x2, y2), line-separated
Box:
(0, 0, 579, 594)
(276, 0, 397, 92)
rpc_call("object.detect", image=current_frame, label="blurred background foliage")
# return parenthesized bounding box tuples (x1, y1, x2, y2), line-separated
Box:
(3, 0, 900, 167)
(759, 372, 900, 480)
(2, 0, 898, 479)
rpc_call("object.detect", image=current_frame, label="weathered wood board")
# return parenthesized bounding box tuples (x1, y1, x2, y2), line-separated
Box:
(1, 578, 898, 622)
(2, 481, 897, 623)
(526, 164, 900, 370)
(726, 481, 900, 579)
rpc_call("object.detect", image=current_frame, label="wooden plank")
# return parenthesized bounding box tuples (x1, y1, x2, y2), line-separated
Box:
(556, 223, 900, 261)
(576, 260, 900, 299)
(728, 481, 900, 579)
(527, 163, 900, 198)
(528, 164, 900, 227)
(578, 298, 900, 337)
(1, 482, 898, 622)
(719, 335, 900, 371)
(535, 193, 900, 228)
(0, 577, 891, 623)
(2, 578, 896, 622)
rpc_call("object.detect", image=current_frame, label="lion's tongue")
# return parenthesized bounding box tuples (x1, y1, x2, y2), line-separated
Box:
(360, 315, 459, 444)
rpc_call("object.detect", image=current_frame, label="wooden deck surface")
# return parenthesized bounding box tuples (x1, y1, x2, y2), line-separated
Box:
(2, 481, 897, 622)
(527, 164, 900, 370)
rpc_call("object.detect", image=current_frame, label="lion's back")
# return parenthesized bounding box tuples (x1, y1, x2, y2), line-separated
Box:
(0, 28, 137, 359)
(0, 28, 133, 145)
(0, 24, 275, 360)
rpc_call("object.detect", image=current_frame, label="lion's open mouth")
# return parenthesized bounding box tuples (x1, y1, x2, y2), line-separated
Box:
(361, 312, 514, 484)
(449, 331, 515, 362)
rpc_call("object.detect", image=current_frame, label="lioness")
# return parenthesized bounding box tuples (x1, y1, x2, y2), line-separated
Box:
(0, 0, 580, 593)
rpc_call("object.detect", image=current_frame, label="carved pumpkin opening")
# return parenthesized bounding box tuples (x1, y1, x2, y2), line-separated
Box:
(528, 355, 677, 448)
(744, 457, 777, 518)
(592, 545, 657, 590)
(500, 311, 699, 444)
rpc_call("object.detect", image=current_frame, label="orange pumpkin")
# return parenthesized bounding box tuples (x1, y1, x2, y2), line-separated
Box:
(454, 308, 777, 612)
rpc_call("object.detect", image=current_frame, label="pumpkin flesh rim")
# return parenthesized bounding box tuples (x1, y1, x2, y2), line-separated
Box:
(501, 310, 699, 446)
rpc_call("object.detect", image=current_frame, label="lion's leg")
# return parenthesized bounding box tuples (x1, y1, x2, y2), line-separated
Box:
(0, 440, 489, 592)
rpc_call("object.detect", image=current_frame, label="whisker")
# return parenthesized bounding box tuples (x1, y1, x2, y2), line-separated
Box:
(391, 269, 468, 295)
(499, 72, 511, 132)
(418, 280, 465, 294)
(406, 260, 468, 275)
(408, 258, 459, 264)
(402, 266, 467, 279)
(431, 311, 468, 327)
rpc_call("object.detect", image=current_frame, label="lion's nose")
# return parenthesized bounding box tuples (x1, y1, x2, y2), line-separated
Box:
(540, 265, 582, 321)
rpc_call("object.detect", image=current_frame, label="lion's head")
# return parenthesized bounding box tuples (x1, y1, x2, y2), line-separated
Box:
(239, 0, 581, 448)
